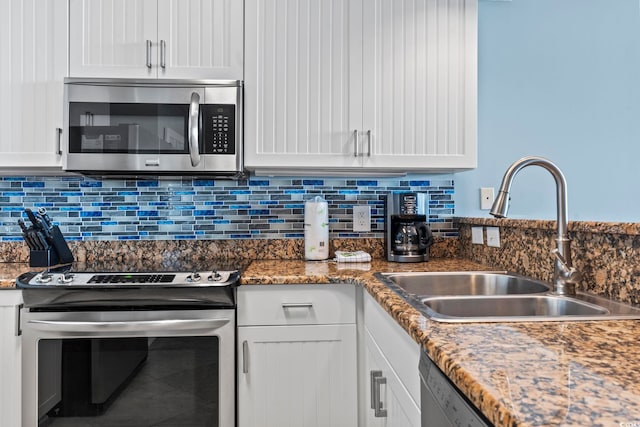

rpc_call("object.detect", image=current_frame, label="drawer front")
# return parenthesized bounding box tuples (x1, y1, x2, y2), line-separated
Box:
(237, 284, 356, 326)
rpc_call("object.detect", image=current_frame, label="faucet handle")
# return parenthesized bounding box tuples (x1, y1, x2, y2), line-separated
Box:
(551, 248, 570, 268)
(551, 249, 581, 284)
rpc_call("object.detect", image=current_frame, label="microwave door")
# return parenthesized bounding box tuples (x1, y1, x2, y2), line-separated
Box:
(65, 86, 207, 173)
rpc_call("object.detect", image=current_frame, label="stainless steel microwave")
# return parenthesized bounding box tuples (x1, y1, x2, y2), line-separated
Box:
(63, 78, 244, 177)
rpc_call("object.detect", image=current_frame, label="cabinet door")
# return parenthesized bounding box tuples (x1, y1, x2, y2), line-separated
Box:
(360, 0, 477, 171)
(0, 291, 22, 427)
(244, 0, 362, 172)
(0, 0, 67, 169)
(69, 0, 158, 78)
(157, 0, 243, 80)
(238, 324, 358, 427)
(364, 328, 421, 427)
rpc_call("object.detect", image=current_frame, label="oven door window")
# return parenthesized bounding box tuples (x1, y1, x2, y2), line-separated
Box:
(38, 336, 219, 427)
(68, 103, 190, 154)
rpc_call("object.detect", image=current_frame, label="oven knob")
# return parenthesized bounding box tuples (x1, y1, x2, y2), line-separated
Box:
(188, 272, 201, 282)
(208, 271, 222, 282)
(36, 272, 53, 284)
(58, 273, 75, 284)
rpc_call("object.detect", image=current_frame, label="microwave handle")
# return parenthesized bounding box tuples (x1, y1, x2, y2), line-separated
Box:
(188, 92, 201, 166)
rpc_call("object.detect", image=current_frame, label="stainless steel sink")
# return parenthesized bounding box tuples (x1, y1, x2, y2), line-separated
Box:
(379, 271, 550, 297)
(421, 295, 609, 322)
(375, 271, 640, 322)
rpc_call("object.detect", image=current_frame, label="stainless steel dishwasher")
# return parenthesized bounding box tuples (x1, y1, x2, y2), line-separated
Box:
(419, 351, 492, 427)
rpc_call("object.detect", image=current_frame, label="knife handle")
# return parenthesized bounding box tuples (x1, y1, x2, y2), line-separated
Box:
(35, 218, 51, 238)
(35, 232, 49, 250)
(24, 232, 38, 250)
(24, 209, 38, 227)
(18, 219, 28, 233)
(37, 208, 54, 229)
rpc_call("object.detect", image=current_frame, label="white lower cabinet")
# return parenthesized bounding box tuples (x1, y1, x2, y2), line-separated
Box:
(237, 285, 358, 427)
(362, 290, 421, 427)
(0, 290, 22, 427)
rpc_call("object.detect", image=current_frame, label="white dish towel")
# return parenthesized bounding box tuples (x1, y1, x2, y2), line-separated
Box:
(334, 250, 372, 263)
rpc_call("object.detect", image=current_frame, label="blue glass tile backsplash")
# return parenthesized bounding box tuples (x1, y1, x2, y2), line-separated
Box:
(0, 176, 457, 241)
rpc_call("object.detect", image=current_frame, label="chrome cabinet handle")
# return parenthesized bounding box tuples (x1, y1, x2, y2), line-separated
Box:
(55, 128, 62, 155)
(146, 40, 152, 68)
(26, 318, 229, 334)
(160, 40, 166, 69)
(188, 92, 201, 166)
(353, 129, 359, 157)
(370, 370, 379, 409)
(281, 302, 313, 309)
(367, 130, 372, 157)
(242, 340, 249, 373)
(371, 370, 387, 417)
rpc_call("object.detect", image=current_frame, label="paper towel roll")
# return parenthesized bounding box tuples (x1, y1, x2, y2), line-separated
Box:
(304, 196, 329, 260)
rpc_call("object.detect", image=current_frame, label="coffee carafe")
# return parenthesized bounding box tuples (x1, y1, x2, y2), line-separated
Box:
(385, 193, 434, 262)
(392, 217, 432, 254)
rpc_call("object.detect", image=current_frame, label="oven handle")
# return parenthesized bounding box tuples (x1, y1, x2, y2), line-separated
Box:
(26, 318, 230, 333)
(188, 91, 201, 167)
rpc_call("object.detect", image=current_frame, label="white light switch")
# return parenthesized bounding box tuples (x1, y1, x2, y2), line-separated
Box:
(486, 227, 501, 247)
(471, 227, 484, 245)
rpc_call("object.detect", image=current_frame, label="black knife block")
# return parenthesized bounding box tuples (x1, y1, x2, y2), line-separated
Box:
(29, 226, 74, 268)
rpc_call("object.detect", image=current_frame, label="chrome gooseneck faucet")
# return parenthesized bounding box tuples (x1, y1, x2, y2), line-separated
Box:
(490, 156, 580, 295)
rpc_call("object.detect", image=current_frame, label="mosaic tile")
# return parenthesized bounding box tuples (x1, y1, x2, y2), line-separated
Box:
(1, 175, 457, 241)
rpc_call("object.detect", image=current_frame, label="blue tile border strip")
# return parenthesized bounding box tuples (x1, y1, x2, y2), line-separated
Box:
(0, 175, 457, 241)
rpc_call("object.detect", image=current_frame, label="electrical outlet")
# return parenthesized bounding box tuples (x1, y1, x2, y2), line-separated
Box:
(480, 187, 494, 210)
(486, 227, 501, 247)
(352, 205, 371, 232)
(471, 227, 484, 244)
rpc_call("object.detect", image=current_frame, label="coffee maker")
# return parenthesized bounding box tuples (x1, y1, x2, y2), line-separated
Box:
(385, 192, 434, 262)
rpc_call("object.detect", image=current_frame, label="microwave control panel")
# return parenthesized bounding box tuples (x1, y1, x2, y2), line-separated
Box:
(203, 104, 236, 155)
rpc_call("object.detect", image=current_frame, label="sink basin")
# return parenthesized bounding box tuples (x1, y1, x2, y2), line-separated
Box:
(421, 295, 609, 322)
(375, 271, 640, 322)
(378, 271, 550, 297)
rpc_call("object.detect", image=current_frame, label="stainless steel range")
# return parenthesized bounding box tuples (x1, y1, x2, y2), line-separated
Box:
(18, 266, 240, 427)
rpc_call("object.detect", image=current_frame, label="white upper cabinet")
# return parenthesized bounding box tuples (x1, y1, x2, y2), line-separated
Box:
(360, 0, 477, 171)
(0, 0, 67, 170)
(244, 0, 360, 171)
(69, 0, 244, 80)
(157, 0, 244, 79)
(245, 0, 477, 173)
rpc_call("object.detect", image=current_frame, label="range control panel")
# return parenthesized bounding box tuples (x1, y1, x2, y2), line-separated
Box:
(22, 271, 238, 288)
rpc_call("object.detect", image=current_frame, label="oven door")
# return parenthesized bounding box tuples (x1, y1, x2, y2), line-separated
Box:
(21, 309, 235, 427)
